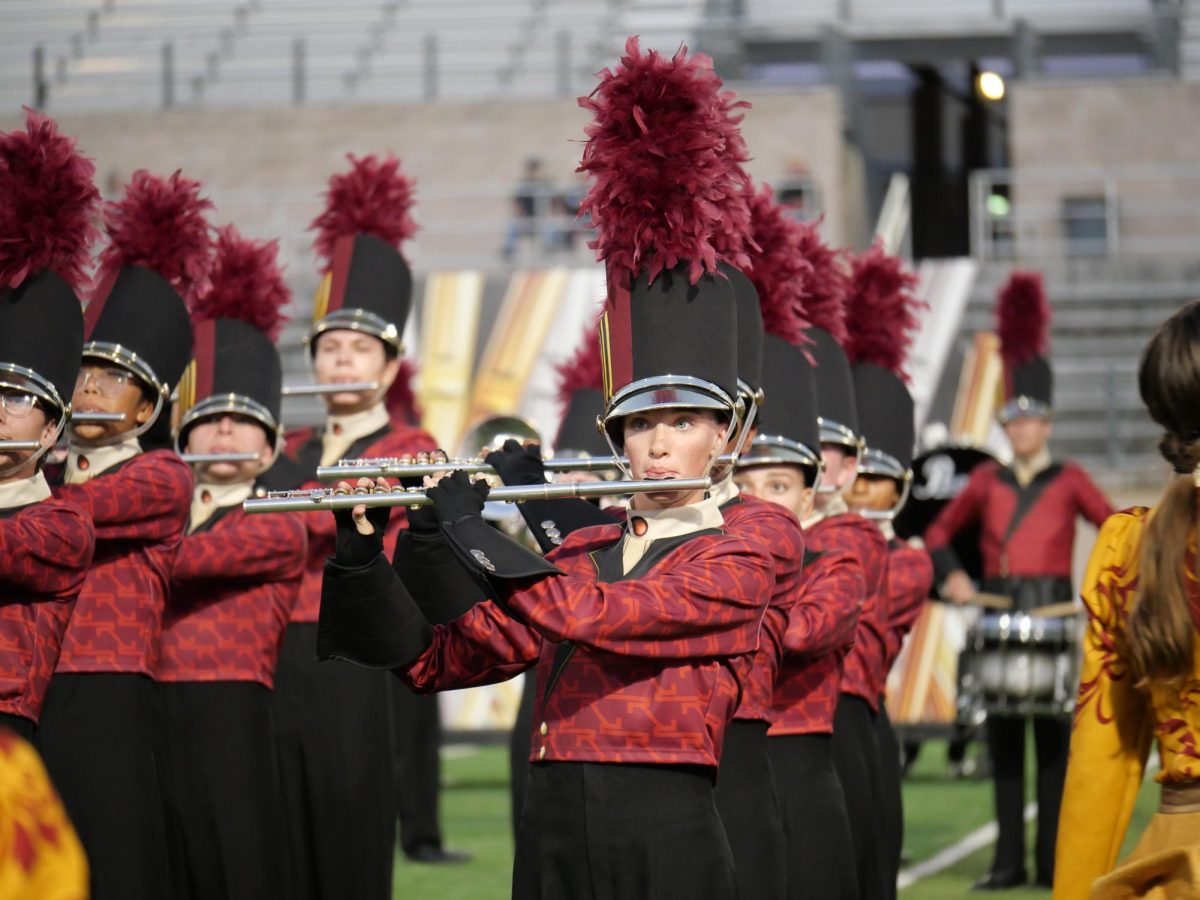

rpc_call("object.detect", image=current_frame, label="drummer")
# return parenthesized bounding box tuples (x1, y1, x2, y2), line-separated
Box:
(923, 272, 1112, 891)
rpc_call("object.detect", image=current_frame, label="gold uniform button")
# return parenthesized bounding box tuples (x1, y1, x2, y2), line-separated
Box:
(539, 722, 548, 736)
(538, 746, 546, 760)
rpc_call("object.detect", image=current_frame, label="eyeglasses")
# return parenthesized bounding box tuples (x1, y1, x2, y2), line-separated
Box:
(75, 367, 135, 397)
(0, 391, 38, 418)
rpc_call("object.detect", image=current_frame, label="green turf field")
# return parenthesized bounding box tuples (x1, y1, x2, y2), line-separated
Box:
(392, 739, 1161, 899)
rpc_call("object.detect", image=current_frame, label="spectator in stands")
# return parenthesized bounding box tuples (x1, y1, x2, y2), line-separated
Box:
(502, 157, 549, 261)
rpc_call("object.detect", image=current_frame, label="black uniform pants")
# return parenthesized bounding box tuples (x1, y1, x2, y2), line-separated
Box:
(513, 761, 737, 900)
(875, 699, 903, 900)
(0, 711, 34, 742)
(509, 670, 538, 836)
(987, 714, 1071, 882)
(273, 622, 395, 900)
(158, 680, 285, 900)
(714, 719, 787, 899)
(393, 681, 443, 855)
(832, 693, 887, 900)
(38, 671, 170, 900)
(768, 732, 857, 900)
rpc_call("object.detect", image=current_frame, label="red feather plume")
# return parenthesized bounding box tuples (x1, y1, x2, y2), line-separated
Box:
(578, 36, 754, 290)
(191, 225, 291, 341)
(386, 358, 421, 425)
(95, 169, 214, 304)
(555, 319, 605, 404)
(793, 218, 849, 344)
(995, 270, 1049, 367)
(0, 109, 100, 293)
(310, 153, 418, 268)
(745, 182, 813, 346)
(843, 240, 923, 379)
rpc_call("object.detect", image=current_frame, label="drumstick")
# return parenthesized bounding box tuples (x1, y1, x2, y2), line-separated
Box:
(1028, 602, 1081, 619)
(972, 592, 1014, 610)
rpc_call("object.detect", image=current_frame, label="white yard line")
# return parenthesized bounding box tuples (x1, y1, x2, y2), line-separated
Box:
(897, 803, 1036, 891)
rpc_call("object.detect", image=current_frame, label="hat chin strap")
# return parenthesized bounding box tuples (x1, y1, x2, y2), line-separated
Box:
(0, 412, 67, 480)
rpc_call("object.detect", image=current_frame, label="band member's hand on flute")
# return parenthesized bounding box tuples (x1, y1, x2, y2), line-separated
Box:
(332, 476, 392, 565)
(942, 569, 976, 605)
(484, 439, 546, 486)
(425, 470, 491, 525)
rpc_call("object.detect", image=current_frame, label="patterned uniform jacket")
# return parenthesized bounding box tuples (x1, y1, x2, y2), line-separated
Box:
(924, 460, 1112, 582)
(769, 540, 864, 736)
(323, 521, 775, 767)
(821, 514, 888, 710)
(52, 451, 192, 676)
(880, 538, 934, 688)
(283, 422, 438, 623)
(0, 498, 95, 722)
(158, 503, 306, 686)
(1054, 508, 1200, 899)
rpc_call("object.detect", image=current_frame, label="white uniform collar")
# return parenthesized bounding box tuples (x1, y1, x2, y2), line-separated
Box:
(64, 437, 141, 484)
(709, 472, 740, 507)
(0, 472, 52, 510)
(190, 480, 253, 533)
(803, 491, 848, 530)
(621, 492, 725, 574)
(1012, 448, 1053, 488)
(321, 402, 391, 467)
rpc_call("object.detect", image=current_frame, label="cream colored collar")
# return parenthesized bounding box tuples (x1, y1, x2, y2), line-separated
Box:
(803, 491, 849, 530)
(190, 481, 253, 533)
(64, 437, 141, 484)
(878, 519, 896, 542)
(709, 472, 740, 507)
(622, 493, 725, 574)
(1012, 448, 1052, 488)
(0, 472, 52, 509)
(321, 403, 391, 467)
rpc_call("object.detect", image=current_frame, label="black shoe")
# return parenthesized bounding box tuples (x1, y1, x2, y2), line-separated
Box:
(405, 845, 474, 865)
(1032, 875, 1054, 889)
(970, 870, 1028, 891)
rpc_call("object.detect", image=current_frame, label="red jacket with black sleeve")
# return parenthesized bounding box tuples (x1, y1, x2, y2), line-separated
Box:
(821, 513, 889, 711)
(923, 460, 1112, 583)
(158, 504, 306, 686)
(52, 450, 192, 677)
(284, 423, 438, 624)
(0, 497, 95, 722)
(769, 537, 864, 736)
(879, 539, 934, 690)
(323, 521, 774, 767)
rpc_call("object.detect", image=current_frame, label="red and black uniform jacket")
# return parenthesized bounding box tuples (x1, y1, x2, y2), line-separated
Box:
(283, 422, 438, 624)
(924, 460, 1112, 608)
(53, 451, 192, 677)
(769, 536, 864, 736)
(879, 538, 934, 693)
(823, 514, 889, 712)
(158, 503, 306, 687)
(0, 497, 95, 722)
(322, 522, 775, 767)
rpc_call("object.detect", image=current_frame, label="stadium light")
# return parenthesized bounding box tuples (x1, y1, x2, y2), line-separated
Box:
(976, 71, 1005, 102)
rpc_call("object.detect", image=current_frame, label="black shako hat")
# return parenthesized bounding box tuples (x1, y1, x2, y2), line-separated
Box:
(176, 318, 283, 450)
(310, 232, 411, 353)
(0, 271, 84, 413)
(808, 326, 859, 449)
(725, 264, 764, 397)
(852, 362, 914, 481)
(554, 387, 610, 457)
(740, 334, 821, 475)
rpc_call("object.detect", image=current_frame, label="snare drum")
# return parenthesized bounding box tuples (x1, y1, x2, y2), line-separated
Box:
(957, 612, 1080, 722)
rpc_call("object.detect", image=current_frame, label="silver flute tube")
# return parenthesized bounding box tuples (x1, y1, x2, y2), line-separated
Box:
(317, 453, 739, 481)
(71, 411, 127, 423)
(0, 440, 43, 451)
(280, 381, 379, 397)
(243, 476, 713, 515)
(180, 452, 262, 464)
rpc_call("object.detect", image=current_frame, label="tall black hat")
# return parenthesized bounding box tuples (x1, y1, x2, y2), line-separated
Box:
(87, 170, 210, 420)
(177, 226, 290, 453)
(577, 38, 754, 449)
(555, 387, 609, 457)
(809, 328, 859, 450)
(0, 111, 99, 424)
(852, 363, 914, 480)
(726, 265, 764, 398)
(996, 271, 1053, 422)
(308, 154, 417, 353)
(741, 335, 822, 477)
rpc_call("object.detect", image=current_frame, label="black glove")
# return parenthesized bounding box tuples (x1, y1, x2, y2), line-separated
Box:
(404, 503, 441, 536)
(332, 490, 391, 568)
(484, 440, 547, 486)
(425, 470, 490, 526)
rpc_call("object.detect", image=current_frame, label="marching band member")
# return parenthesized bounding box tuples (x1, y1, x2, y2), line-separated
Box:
(39, 169, 205, 900)
(925, 272, 1112, 891)
(0, 112, 98, 743)
(843, 243, 934, 897)
(272, 153, 437, 899)
(1054, 300, 1200, 898)
(157, 227, 305, 899)
(318, 38, 777, 898)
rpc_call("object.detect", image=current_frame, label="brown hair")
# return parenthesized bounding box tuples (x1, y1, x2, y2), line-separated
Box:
(1129, 300, 1200, 683)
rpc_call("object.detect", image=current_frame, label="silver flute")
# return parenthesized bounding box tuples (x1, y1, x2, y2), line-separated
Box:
(317, 453, 739, 481)
(71, 411, 127, 423)
(243, 477, 713, 514)
(280, 381, 379, 397)
(0, 440, 44, 451)
(179, 452, 262, 464)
